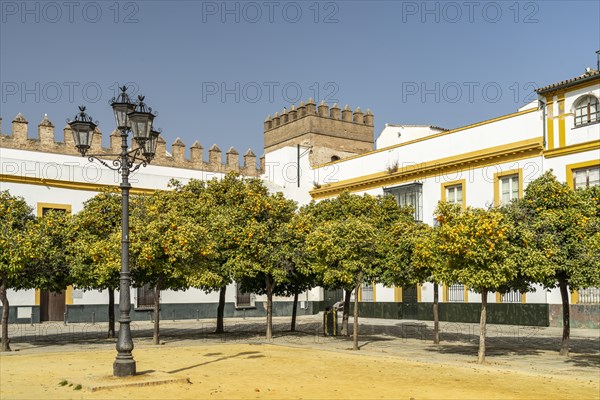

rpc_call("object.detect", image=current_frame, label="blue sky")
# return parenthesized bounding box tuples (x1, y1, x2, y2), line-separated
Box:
(1, 1, 599, 158)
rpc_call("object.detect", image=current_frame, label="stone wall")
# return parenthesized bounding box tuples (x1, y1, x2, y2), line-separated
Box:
(0, 114, 259, 176)
(263, 99, 374, 166)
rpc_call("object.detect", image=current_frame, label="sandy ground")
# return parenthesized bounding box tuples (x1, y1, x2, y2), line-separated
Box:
(1, 316, 599, 399)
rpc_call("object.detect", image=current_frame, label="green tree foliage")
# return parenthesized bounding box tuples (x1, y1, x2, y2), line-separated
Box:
(0, 191, 35, 351)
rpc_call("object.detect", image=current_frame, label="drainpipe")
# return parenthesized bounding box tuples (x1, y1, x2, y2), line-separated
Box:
(539, 98, 547, 149)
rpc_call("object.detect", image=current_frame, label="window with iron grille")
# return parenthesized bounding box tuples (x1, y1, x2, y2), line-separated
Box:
(448, 284, 464, 302)
(573, 166, 600, 189)
(574, 95, 599, 127)
(578, 287, 600, 304)
(384, 183, 423, 222)
(361, 282, 374, 302)
(136, 284, 155, 308)
(502, 290, 521, 303)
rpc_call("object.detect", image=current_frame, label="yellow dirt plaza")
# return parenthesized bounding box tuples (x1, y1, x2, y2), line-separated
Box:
(1, 343, 598, 399)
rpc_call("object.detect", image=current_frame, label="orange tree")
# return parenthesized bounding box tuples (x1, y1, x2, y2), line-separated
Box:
(300, 192, 407, 337)
(180, 173, 269, 334)
(435, 203, 518, 364)
(69, 191, 122, 337)
(227, 191, 298, 340)
(504, 171, 600, 355)
(381, 218, 443, 343)
(129, 186, 215, 345)
(0, 191, 34, 351)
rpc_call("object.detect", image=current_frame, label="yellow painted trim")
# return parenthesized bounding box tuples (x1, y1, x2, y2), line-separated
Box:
(394, 286, 402, 302)
(35, 289, 40, 306)
(558, 94, 566, 148)
(441, 179, 467, 210)
(545, 140, 600, 159)
(372, 281, 376, 303)
(442, 285, 447, 303)
(571, 290, 579, 304)
(37, 202, 72, 216)
(417, 284, 422, 303)
(546, 99, 555, 150)
(311, 138, 543, 199)
(565, 160, 600, 189)
(496, 292, 502, 303)
(65, 286, 74, 305)
(493, 168, 523, 207)
(521, 292, 526, 304)
(1, 174, 156, 195)
(464, 287, 469, 303)
(313, 108, 539, 169)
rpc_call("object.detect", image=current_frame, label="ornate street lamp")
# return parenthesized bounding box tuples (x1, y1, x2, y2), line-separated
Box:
(68, 86, 159, 377)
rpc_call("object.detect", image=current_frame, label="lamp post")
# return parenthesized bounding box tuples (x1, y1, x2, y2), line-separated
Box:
(69, 86, 159, 377)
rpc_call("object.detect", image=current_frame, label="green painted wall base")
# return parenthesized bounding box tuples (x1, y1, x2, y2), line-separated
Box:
(62, 301, 316, 324)
(2, 302, 598, 329)
(548, 304, 600, 329)
(326, 302, 551, 327)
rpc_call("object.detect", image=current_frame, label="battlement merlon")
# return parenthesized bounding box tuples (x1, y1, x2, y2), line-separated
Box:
(263, 99, 375, 163)
(0, 113, 260, 176)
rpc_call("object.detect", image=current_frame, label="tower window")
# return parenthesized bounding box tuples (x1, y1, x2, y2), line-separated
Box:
(574, 95, 599, 127)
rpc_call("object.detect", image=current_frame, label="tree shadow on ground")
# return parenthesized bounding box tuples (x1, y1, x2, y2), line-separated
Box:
(168, 351, 263, 374)
(565, 354, 600, 368)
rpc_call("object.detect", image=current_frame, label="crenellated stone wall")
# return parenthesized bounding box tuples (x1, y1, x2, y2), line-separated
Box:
(263, 98, 374, 166)
(0, 114, 259, 176)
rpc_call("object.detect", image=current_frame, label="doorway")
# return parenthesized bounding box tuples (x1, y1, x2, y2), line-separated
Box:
(39, 290, 66, 321)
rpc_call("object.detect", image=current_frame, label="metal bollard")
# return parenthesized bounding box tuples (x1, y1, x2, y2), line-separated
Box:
(63, 311, 67, 326)
(172, 310, 175, 321)
(196, 309, 199, 321)
(92, 312, 95, 325)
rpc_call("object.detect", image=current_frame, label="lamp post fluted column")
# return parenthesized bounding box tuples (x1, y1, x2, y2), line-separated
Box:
(68, 86, 159, 377)
(114, 128, 135, 376)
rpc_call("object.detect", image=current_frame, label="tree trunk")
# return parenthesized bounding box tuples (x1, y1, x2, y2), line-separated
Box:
(0, 278, 11, 352)
(433, 283, 440, 344)
(341, 289, 351, 336)
(153, 278, 161, 345)
(291, 292, 298, 332)
(266, 276, 273, 340)
(478, 288, 488, 364)
(353, 272, 363, 351)
(108, 288, 115, 338)
(558, 275, 570, 356)
(215, 286, 226, 334)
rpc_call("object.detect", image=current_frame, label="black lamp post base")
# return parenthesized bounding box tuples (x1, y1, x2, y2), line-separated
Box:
(113, 359, 136, 377)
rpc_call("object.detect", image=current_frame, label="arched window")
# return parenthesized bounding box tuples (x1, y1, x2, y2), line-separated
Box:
(330, 155, 340, 162)
(574, 95, 599, 127)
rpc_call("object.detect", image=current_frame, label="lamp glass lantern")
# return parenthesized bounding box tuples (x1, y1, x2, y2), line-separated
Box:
(142, 129, 160, 160)
(128, 110, 154, 145)
(68, 106, 97, 156)
(111, 86, 136, 130)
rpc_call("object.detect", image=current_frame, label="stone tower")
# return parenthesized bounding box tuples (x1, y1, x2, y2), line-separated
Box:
(263, 98, 374, 166)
